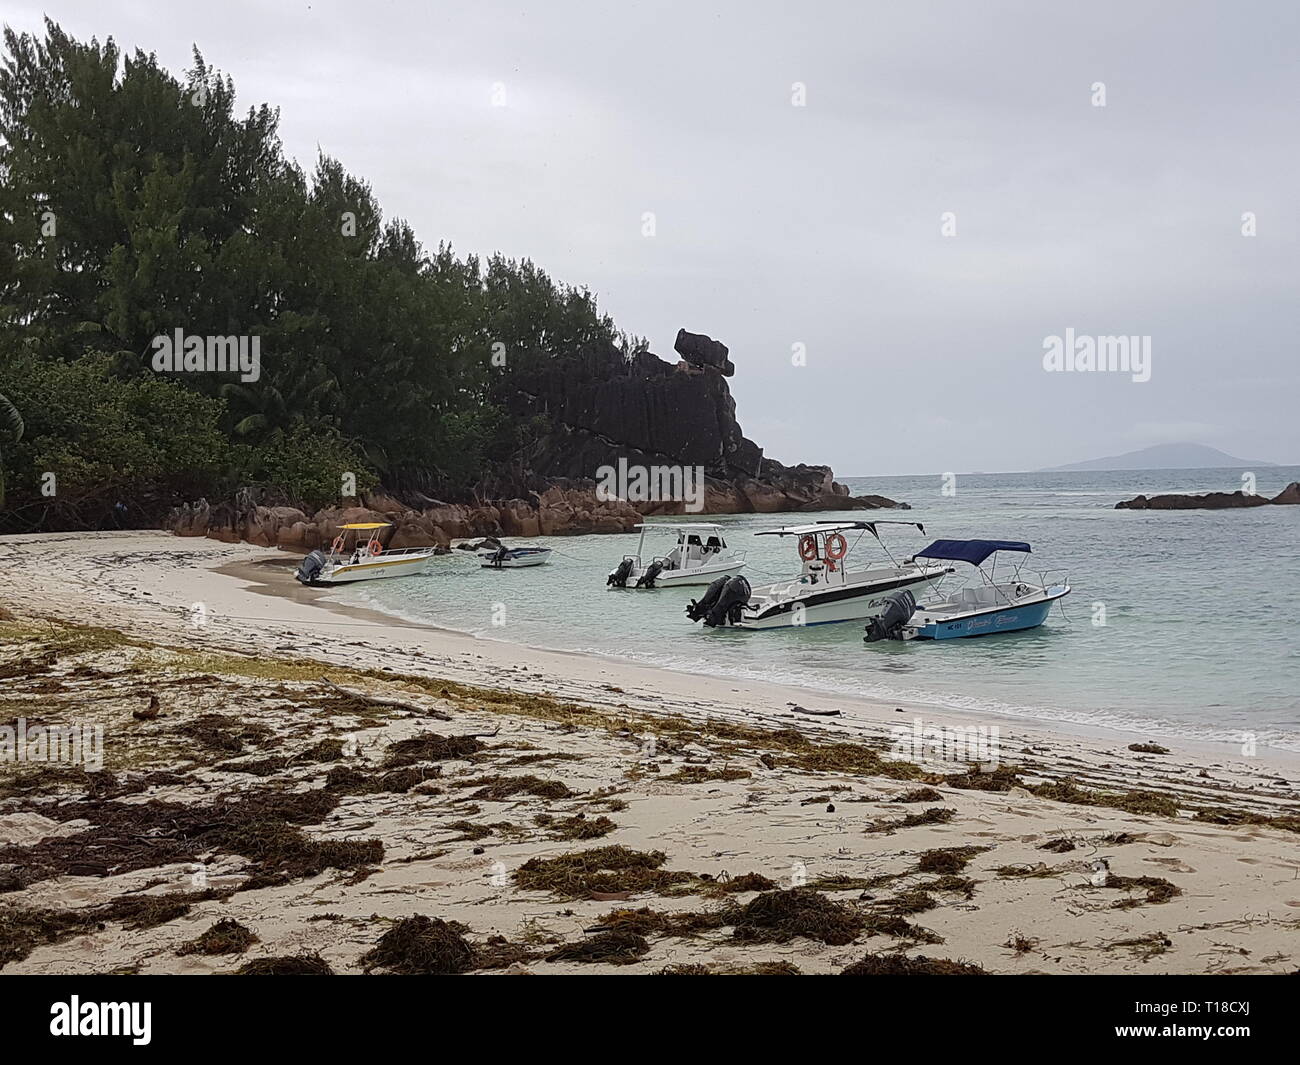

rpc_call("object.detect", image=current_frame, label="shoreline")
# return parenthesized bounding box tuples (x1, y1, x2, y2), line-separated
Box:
(2, 529, 1298, 975)
(2, 529, 1297, 776)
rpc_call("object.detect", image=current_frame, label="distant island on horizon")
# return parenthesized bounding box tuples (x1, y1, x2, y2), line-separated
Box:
(1040, 443, 1278, 473)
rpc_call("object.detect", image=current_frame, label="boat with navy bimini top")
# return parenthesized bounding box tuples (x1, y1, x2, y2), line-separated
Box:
(863, 539, 1070, 641)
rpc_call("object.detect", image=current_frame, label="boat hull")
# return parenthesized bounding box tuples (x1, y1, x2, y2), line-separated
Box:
(731, 569, 946, 630)
(910, 585, 1069, 639)
(622, 559, 746, 587)
(309, 554, 435, 584)
(481, 548, 551, 568)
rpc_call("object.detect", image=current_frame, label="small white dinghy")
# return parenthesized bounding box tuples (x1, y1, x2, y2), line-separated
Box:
(479, 545, 552, 568)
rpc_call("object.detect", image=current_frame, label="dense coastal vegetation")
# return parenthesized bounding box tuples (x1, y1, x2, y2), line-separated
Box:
(0, 20, 644, 530)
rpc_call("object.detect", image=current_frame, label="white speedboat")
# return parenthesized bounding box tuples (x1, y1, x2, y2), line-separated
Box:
(686, 521, 950, 630)
(295, 523, 436, 585)
(479, 545, 552, 568)
(607, 523, 746, 588)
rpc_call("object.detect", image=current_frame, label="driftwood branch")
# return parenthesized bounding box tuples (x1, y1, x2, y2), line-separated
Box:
(319, 677, 453, 721)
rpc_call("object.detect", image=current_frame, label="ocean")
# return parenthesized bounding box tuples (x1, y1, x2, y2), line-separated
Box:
(340, 466, 1300, 753)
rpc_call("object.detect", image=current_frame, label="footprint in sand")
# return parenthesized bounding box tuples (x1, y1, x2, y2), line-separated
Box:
(1143, 856, 1195, 873)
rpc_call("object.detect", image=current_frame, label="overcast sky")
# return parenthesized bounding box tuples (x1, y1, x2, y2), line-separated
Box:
(9, 1, 1298, 474)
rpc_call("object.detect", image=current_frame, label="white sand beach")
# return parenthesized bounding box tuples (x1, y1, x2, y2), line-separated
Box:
(1, 531, 1297, 975)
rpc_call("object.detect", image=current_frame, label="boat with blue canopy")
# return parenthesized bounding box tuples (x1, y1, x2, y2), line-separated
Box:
(864, 539, 1070, 641)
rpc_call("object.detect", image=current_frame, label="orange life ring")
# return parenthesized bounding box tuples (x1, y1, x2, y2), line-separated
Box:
(367, 539, 383, 556)
(825, 532, 847, 560)
(798, 534, 819, 561)
(331, 536, 345, 554)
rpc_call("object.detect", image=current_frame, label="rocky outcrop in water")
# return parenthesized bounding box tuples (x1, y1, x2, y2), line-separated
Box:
(1115, 482, 1300, 510)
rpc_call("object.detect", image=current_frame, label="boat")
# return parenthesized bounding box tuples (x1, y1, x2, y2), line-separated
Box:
(479, 545, 552, 568)
(865, 539, 1070, 641)
(685, 521, 950, 630)
(295, 523, 437, 585)
(607, 523, 746, 588)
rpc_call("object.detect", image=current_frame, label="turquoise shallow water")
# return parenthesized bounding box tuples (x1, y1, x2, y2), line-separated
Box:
(341, 466, 1300, 753)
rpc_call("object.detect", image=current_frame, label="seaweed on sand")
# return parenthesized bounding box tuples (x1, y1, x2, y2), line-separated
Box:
(0, 787, 379, 892)
(916, 847, 986, 875)
(939, 765, 1024, 792)
(546, 929, 650, 965)
(1027, 781, 1179, 818)
(724, 888, 865, 946)
(892, 787, 943, 803)
(456, 774, 572, 801)
(866, 807, 956, 834)
(860, 914, 944, 944)
(781, 742, 924, 781)
(1193, 807, 1300, 834)
(661, 765, 752, 784)
(657, 961, 803, 975)
(177, 918, 258, 956)
(705, 872, 779, 895)
(360, 916, 476, 974)
(513, 846, 692, 899)
(0, 907, 96, 968)
(325, 765, 436, 794)
(872, 889, 937, 916)
(238, 953, 334, 975)
(382, 732, 485, 767)
(1102, 874, 1181, 907)
(841, 953, 986, 975)
(533, 813, 617, 840)
(591, 907, 725, 938)
(173, 714, 272, 754)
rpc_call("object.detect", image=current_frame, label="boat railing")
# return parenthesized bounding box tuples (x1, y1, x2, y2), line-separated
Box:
(367, 545, 436, 559)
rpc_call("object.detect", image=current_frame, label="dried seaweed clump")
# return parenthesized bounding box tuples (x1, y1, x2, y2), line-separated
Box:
(174, 714, 271, 754)
(1028, 781, 1179, 818)
(1103, 874, 1181, 908)
(237, 952, 334, 975)
(513, 846, 692, 898)
(177, 918, 259, 956)
(784, 742, 923, 781)
(382, 733, 485, 768)
(939, 765, 1023, 792)
(891, 787, 943, 803)
(546, 929, 649, 965)
(860, 914, 943, 944)
(463, 774, 573, 801)
(866, 807, 956, 834)
(916, 846, 986, 875)
(594, 907, 725, 938)
(707, 872, 779, 895)
(661, 766, 752, 784)
(0, 907, 94, 969)
(725, 888, 864, 946)
(360, 916, 475, 974)
(534, 813, 617, 840)
(841, 953, 986, 975)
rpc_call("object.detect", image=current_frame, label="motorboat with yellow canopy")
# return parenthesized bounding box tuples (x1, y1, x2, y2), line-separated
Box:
(294, 523, 437, 585)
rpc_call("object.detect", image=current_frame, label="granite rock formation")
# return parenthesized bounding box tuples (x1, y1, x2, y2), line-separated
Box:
(1115, 483, 1300, 510)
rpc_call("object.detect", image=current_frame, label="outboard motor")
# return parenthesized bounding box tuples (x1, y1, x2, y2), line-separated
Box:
(685, 575, 728, 622)
(635, 560, 664, 588)
(607, 558, 635, 588)
(296, 550, 327, 586)
(704, 574, 752, 628)
(863, 590, 917, 642)
(485, 546, 509, 568)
